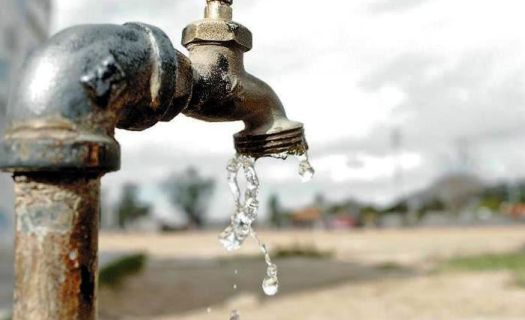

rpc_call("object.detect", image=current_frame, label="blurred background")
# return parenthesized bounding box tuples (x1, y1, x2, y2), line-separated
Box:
(2, 0, 525, 319)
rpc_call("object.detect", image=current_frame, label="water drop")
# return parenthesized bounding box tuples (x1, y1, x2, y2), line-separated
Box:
(230, 310, 241, 320)
(234, 269, 239, 275)
(262, 276, 279, 296)
(206, 307, 212, 313)
(233, 283, 237, 290)
(297, 153, 315, 182)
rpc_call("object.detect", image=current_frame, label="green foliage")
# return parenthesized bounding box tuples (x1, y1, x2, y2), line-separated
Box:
(272, 243, 334, 259)
(268, 194, 283, 228)
(117, 183, 151, 229)
(163, 168, 215, 228)
(440, 252, 525, 272)
(439, 250, 525, 288)
(374, 262, 405, 271)
(0, 312, 12, 320)
(478, 196, 503, 212)
(99, 254, 147, 287)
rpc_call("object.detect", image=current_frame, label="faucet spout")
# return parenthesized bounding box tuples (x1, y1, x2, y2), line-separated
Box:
(181, 0, 309, 158)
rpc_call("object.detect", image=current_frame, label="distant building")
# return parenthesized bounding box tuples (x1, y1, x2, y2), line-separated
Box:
(0, 0, 51, 235)
(290, 207, 323, 229)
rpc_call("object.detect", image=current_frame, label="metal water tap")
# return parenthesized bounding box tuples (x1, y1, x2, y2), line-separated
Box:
(182, 0, 308, 158)
(0, 1, 308, 318)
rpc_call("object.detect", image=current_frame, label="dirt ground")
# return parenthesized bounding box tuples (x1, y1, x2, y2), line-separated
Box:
(97, 226, 525, 320)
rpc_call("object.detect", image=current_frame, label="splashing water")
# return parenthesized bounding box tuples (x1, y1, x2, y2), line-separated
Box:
(219, 152, 314, 318)
(219, 155, 260, 251)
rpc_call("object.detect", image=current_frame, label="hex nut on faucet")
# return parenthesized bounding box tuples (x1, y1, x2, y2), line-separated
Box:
(182, 20, 253, 52)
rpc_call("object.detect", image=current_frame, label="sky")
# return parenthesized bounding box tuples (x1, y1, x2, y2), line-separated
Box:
(49, 0, 525, 221)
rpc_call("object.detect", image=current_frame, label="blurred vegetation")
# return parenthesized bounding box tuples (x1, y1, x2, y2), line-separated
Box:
(439, 249, 525, 288)
(163, 167, 215, 228)
(99, 254, 148, 287)
(374, 262, 406, 272)
(117, 183, 151, 229)
(268, 194, 284, 228)
(0, 312, 11, 320)
(272, 243, 334, 259)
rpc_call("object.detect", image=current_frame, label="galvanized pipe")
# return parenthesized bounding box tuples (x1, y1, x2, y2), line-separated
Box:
(13, 174, 99, 320)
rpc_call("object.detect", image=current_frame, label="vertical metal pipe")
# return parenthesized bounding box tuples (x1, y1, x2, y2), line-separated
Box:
(12, 174, 100, 320)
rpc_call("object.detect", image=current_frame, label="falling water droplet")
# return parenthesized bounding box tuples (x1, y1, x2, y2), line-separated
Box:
(206, 307, 212, 313)
(221, 152, 314, 300)
(233, 283, 238, 290)
(234, 269, 239, 275)
(230, 310, 241, 320)
(262, 276, 279, 296)
(251, 232, 279, 296)
(298, 153, 315, 183)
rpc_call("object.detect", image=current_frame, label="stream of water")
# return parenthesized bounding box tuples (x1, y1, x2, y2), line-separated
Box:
(219, 152, 315, 319)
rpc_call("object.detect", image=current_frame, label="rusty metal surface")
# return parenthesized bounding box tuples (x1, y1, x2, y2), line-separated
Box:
(0, 22, 187, 174)
(13, 175, 99, 320)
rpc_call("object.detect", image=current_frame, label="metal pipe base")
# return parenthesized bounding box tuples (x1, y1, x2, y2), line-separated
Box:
(13, 175, 100, 320)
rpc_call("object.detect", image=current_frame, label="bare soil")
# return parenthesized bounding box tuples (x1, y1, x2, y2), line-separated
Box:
(96, 226, 525, 320)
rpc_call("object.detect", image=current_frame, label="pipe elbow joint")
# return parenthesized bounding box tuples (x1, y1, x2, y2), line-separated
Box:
(0, 23, 191, 174)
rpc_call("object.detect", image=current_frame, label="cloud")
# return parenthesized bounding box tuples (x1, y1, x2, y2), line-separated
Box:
(369, 0, 431, 14)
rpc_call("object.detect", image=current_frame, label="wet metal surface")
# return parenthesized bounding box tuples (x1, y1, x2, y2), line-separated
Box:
(182, 0, 309, 158)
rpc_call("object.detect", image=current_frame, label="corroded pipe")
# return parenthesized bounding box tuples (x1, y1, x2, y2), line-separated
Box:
(13, 174, 99, 319)
(0, 22, 190, 320)
(1, 22, 190, 173)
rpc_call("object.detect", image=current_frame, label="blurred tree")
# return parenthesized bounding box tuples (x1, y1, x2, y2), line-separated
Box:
(117, 183, 151, 229)
(268, 194, 283, 228)
(359, 206, 379, 227)
(163, 168, 215, 228)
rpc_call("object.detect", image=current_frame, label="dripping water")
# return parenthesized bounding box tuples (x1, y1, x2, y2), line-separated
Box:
(219, 152, 315, 318)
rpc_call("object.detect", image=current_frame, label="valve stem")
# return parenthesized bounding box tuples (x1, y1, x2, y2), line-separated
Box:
(205, 0, 233, 20)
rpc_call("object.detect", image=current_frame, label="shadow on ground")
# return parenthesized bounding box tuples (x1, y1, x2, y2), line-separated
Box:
(99, 255, 416, 319)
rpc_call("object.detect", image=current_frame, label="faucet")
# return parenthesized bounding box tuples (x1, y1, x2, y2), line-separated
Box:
(183, 0, 308, 158)
(0, 0, 308, 319)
